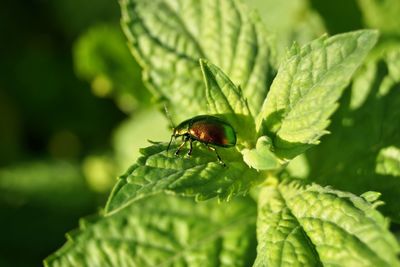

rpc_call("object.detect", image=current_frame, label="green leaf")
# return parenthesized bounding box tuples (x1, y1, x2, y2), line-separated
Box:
(45, 194, 257, 267)
(0, 161, 97, 265)
(120, 0, 274, 121)
(306, 43, 400, 222)
(242, 136, 283, 171)
(376, 146, 400, 177)
(357, 0, 400, 35)
(350, 59, 377, 110)
(359, 191, 385, 211)
(386, 47, 400, 82)
(379, 45, 400, 97)
(247, 0, 326, 61)
(73, 24, 150, 112)
(256, 30, 378, 159)
(112, 108, 170, 172)
(199, 59, 255, 146)
(351, 44, 400, 110)
(285, 154, 310, 179)
(255, 180, 400, 267)
(0, 161, 95, 211)
(105, 143, 262, 214)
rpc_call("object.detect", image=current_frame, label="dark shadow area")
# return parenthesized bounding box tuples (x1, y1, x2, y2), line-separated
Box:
(0, 1, 124, 266)
(305, 58, 400, 223)
(0, 0, 124, 165)
(310, 0, 364, 34)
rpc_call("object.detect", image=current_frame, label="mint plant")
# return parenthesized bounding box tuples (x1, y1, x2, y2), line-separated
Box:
(45, 0, 400, 266)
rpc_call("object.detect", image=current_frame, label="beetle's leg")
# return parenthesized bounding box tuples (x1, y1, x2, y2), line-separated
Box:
(207, 145, 226, 167)
(187, 138, 194, 157)
(167, 134, 175, 152)
(175, 135, 189, 156)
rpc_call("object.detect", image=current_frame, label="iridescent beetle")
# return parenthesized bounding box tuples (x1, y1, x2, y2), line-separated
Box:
(167, 115, 236, 166)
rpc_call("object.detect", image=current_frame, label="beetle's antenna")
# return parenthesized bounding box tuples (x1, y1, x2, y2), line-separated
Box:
(163, 103, 175, 129)
(164, 103, 175, 152)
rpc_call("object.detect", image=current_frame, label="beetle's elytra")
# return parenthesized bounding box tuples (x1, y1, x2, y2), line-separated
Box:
(167, 115, 236, 166)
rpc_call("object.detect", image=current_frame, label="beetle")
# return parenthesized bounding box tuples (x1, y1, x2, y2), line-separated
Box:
(167, 115, 236, 166)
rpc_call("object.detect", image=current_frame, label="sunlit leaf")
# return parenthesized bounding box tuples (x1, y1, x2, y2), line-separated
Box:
(45, 194, 257, 267)
(357, 0, 400, 35)
(255, 180, 400, 267)
(199, 59, 255, 146)
(120, 0, 275, 121)
(376, 146, 400, 177)
(257, 30, 378, 159)
(105, 143, 262, 214)
(242, 136, 283, 171)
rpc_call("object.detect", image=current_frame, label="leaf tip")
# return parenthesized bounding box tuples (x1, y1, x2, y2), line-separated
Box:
(199, 58, 212, 84)
(199, 58, 208, 65)
(361, 191, 382, 202)
(198, 58, 210, 72)
(357, 29, 380, 49)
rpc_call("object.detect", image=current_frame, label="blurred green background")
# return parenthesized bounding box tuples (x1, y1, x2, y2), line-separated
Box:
(0, 0, 398, 266)
(0, 1, 170, 266)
